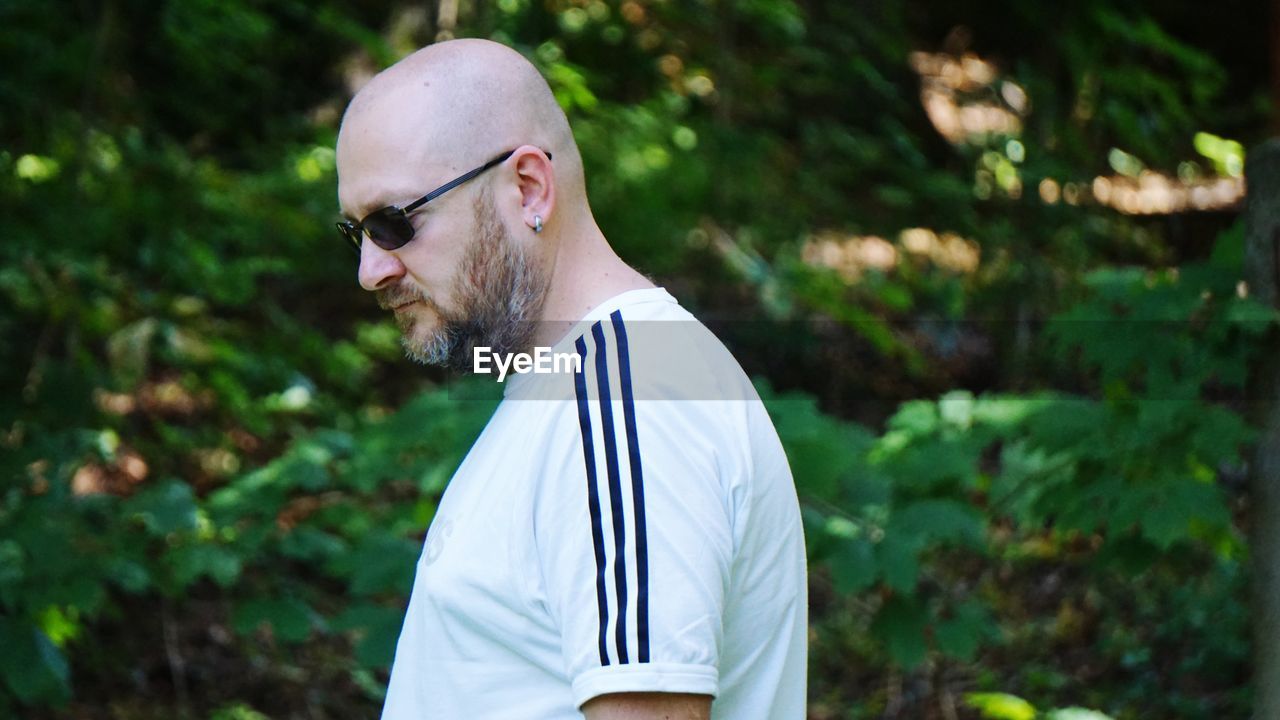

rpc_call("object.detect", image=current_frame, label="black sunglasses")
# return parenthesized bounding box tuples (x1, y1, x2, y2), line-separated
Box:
(336, 148, 552, 253)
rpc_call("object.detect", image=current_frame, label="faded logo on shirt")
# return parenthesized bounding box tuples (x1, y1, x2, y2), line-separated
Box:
(423, 518, 455, 566)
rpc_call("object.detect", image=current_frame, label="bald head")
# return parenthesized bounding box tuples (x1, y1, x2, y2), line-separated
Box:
(337, 39, 585, 220)
(337, 40, 653, 353)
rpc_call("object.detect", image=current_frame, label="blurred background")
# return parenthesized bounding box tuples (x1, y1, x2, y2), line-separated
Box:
(0, 1, 1273, 718)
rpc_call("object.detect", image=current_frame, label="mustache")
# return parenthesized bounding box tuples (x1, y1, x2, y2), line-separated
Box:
(375, 284, 429, 310)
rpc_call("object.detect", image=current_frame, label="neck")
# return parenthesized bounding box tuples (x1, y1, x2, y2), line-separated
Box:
(531, 213, 655, 349)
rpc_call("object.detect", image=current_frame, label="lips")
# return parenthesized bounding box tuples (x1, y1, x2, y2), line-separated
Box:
(377, 294, 420, 311)
(376, 284, 427, 312)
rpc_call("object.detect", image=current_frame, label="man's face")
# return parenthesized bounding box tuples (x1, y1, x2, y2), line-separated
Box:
(336, 91, 550, 370)
(370, 185, 549, 371)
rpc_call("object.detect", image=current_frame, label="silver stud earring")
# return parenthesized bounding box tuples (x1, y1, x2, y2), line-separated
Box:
(533, 215, 543, 234)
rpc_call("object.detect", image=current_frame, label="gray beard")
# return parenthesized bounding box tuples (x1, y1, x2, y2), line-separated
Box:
(401, 190, 549, 372)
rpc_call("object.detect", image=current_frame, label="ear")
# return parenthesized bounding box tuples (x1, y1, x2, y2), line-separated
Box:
(511, 145, 555, 234)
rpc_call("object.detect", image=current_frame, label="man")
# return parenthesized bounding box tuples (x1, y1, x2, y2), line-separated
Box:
(334, 39, 806, 720)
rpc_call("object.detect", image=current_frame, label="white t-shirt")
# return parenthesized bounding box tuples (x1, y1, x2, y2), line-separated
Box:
(380, 288, 807, 719)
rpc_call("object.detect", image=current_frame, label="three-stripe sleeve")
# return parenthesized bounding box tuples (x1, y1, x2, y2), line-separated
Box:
(550, 310, 727, 707)
(572, 316, 650, 666)
(573, 335, 612, 666)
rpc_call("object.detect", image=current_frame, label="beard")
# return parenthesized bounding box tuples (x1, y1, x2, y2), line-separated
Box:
(377, 188, 549, 372)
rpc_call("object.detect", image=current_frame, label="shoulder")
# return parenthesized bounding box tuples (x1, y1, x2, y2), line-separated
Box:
(589, 295, 760, 406)
(519, 289, 776, 485)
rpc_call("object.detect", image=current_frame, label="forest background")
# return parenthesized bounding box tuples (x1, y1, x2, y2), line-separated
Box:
(0, 0, 1274, 718)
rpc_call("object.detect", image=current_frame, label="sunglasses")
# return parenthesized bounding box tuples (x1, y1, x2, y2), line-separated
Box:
(336, 148, 552, 253)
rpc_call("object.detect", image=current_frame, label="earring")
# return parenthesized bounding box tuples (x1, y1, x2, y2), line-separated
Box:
(533, 215, 543, 234)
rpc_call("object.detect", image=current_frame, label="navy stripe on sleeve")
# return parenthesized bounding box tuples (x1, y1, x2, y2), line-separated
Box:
(573, 334, 612, 666)
(610, 310, 651, 663)
(591, 321, 631, 665)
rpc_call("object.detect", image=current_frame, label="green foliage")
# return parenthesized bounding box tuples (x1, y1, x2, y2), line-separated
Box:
(966, 691, 1116, 720)
(0, 0, 1267, 716)
(232, 598, 315, 644)
(209, 704, 271, 720)
(965, 692, 1037, 720)
(962, 691, 1116, 720)
(199, 385, 496, 669)
(0, 617, 70, 705)
(1045, 711, 1115, 720)
(771, 225, 1260, 716)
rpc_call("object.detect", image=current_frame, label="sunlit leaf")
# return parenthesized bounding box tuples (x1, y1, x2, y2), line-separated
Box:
(964, 692, 1036, 720)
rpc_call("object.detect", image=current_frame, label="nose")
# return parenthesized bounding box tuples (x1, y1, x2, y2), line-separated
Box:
(358, 240, 407, 291)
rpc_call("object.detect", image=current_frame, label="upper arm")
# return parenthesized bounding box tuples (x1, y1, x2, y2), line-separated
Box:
(581, 692, 713, 720)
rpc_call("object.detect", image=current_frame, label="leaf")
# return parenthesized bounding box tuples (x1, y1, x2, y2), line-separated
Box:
(0, 540, 24, 588)
(1188, 405, 1254, 464)
(330, 603, 406, 670)
(106, 317, 159, 387)
(887, 400, 938, 435)
(893, 499, 985, 547)
(1224, 298, 1279, 331)
(232, 597, 314, 643)
(1138, 480, 1230, 549)
(991, 439, 1070, 518)
(1025, 399, 1108, 455)
(0, 617, 70, 704)
(37, 606, 79, 647)
(279, 526, 348, 562)
(875, 534, 920, 593)
(1208, 222, 1243, 269)
(766, 392, 874, 500)
(168, 543, 243, 588)
(934, 619, 980, 661)
(104, 558, 152, 594)
(881, 441, 979, 490)
(1097, 534, 1160, 575)
(210, 704, 272, 720)
(330, 533, 419, 596)
(273, 451, 332, 493)
(829, 537, 876, 595)
(1045, 708, 1116, 720)
(124, 480, 199, 536)
(963, 692, 1036, 720)
(871, 596, 928, 668)
(934, 601, 993, 661)
(938, 390, 975, 430)
(971, 394, 1052, 434)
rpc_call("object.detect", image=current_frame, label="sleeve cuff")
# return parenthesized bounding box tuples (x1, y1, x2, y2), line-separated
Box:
(572, 662, 719, 708)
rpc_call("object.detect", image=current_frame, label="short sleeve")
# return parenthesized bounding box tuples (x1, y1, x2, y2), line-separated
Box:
(530, 316, 739, 709)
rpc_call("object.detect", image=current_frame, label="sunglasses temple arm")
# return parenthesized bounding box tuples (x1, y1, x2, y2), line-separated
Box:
(403, 150, 515, 214)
